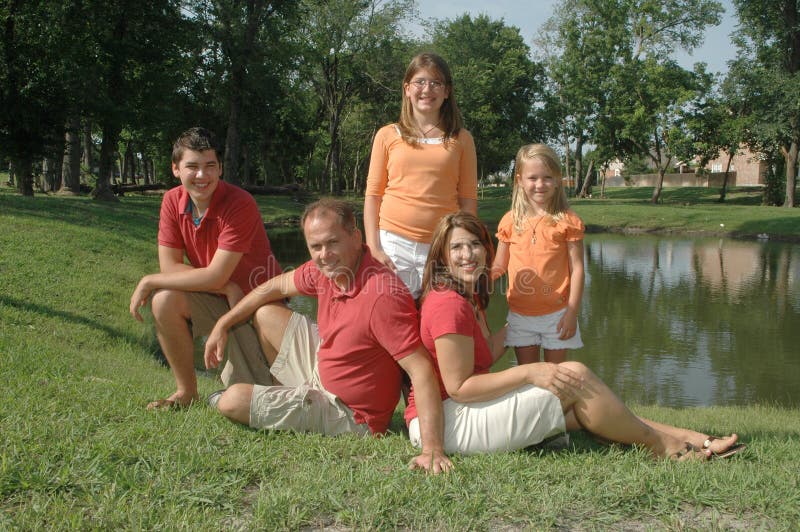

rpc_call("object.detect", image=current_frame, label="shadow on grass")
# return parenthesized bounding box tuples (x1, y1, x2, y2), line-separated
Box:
(0, 294, 153, 353)
(0, 189, 159, 243)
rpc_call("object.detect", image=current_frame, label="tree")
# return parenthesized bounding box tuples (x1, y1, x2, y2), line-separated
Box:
(0, 1, 77, 196)
(729, 0, 799, 208)
(298, 0, 413, 195)
(537, 0, 620, 196)
(431, 14, 545, 178)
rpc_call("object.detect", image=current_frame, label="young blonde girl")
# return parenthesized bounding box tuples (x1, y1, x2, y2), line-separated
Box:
(492, 144, 585, 364)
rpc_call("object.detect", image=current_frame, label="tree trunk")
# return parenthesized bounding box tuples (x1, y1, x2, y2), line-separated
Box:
(7, 162, 14, 186)
(782, 140, 798, 208)
(718, 151, 734, 203)
(578, 159, 595, 198)
(93, 124, 120, 201)
(123, 140, 134, 184)
(14, 156, 33, 196)
(82, 120, 94, 172)
(224, 96, 243, 186)
(574, 136, 584, 195)
(60, 119, 82, 194)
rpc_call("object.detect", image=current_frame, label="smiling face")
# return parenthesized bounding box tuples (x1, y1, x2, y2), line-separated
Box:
(403, 67, 450, 118)
(172, 149, 221, 211)
(446, 226, 487, 294)
(303, 210, 363, 289)
(517, 156, 558, 211)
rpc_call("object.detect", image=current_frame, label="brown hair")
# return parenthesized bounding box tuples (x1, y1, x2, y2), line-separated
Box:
(421, 212, 494, 311)
(397, 52, 463, 146)
(300, 198, 357, 234)
(172, 127, 223, 164)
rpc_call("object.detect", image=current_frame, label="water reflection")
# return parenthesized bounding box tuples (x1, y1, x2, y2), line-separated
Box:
(266, 227, 800, 408)
(575, 234, 800, 408)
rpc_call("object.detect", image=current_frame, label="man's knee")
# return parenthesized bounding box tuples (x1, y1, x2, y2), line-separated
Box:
(217, 383, 253, 425)
(252, 302, 292, 349)
(561, 360, 591, 380)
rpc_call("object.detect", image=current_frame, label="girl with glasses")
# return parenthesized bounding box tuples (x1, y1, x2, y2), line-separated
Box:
(364, 52, 478, 299)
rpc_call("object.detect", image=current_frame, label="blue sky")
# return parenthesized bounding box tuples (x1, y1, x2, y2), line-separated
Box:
(414, 0, 738, 74)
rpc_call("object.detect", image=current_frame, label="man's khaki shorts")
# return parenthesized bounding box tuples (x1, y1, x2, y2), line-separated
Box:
(186, 292, 273, 386)
(249, 312, 370, 436)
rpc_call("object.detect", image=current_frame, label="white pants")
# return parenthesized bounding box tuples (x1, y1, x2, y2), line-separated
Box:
(379, 229, 430, 299)
(408, 385, 566, 455)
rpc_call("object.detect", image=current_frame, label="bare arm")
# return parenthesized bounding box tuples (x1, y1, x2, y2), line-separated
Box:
(363, 194, 394, 270)
(436, 333, 584, 403)
(556, 240, 585, 339)
(458, 197, 477, 216)
(129, 246, 243, 321)
(204, 270, 299, 368)
(491, 240, 510, 281)
(398, 347, 452, 474)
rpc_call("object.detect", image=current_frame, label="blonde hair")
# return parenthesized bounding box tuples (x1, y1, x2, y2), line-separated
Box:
(510, 144, 571, 233)
(397, 52, 463, 146)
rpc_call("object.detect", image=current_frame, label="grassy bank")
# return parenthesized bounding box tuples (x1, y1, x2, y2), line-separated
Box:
(1, 187, 799, 529)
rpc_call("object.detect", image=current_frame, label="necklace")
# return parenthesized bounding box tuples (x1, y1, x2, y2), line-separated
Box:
(419, 121, 440, 138)
(528, 214, 546, 245)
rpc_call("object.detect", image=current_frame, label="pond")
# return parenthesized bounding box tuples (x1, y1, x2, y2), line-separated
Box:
(267, 229, 800, 409)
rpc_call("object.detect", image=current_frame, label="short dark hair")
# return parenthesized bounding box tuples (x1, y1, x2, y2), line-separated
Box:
(300, 198, 357, 234)
(172, 127, 223, 164)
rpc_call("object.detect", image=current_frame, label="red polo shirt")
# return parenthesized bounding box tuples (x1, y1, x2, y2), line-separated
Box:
(158, 180, 282, 293)
(293, 247, 421, 434)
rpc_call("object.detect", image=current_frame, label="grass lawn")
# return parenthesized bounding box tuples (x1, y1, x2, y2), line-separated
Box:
(1, 186, 799, 529)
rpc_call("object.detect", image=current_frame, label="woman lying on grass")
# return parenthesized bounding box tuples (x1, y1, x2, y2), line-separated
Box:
(404, 212, 745, 461)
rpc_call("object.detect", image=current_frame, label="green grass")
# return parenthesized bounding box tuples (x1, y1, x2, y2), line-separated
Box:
(1, 186, 799, 529)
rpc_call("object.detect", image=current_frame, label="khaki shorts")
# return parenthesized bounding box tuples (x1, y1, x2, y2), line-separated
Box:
(408, 385, 565, 455)
(249, 312, 369, 436)
(186, 292, 272, 386)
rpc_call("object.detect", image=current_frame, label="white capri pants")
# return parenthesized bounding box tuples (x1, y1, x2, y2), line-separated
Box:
(408, 384, 566, 455)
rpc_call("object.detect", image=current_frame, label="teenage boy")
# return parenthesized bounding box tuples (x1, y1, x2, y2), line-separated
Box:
(130, 127, 282, 409)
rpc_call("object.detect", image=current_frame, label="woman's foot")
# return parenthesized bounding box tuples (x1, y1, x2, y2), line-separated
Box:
(701, 435, 745, 458)
(670, 442, 711, 462)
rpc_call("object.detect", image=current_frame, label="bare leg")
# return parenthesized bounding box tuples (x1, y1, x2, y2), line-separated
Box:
(515, 345, 541, 365)
(559, 361, 712, 459)
(213, 303, 294, 417)
(217, 383, 253, 424)
(149, 289, 199, 407)
(251, 302, 293, 369)
(543, 348, 567, 363)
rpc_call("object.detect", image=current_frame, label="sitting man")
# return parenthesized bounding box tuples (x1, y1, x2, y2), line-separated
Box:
(204, 199, 451, 473)
(130, 127, 282, 409)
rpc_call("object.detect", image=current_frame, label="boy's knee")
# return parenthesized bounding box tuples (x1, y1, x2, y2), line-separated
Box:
(151, 289, 189, 321)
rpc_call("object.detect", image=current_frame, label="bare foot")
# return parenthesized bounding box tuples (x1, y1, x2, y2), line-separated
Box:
(146, 391, 198, 410)
(701, 434, 745, 458)
(700, 434, 739, 454)
(669, 442, 711, 462)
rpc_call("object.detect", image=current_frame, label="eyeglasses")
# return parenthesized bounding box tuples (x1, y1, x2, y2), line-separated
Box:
(409, 78, 445, 91)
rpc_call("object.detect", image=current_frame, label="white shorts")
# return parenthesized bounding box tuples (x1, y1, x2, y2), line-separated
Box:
(506, 308, 584, 350)
(408, 385, 566, 454)
(379, 229, 430, 299)
(249, 312, 370, 437)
